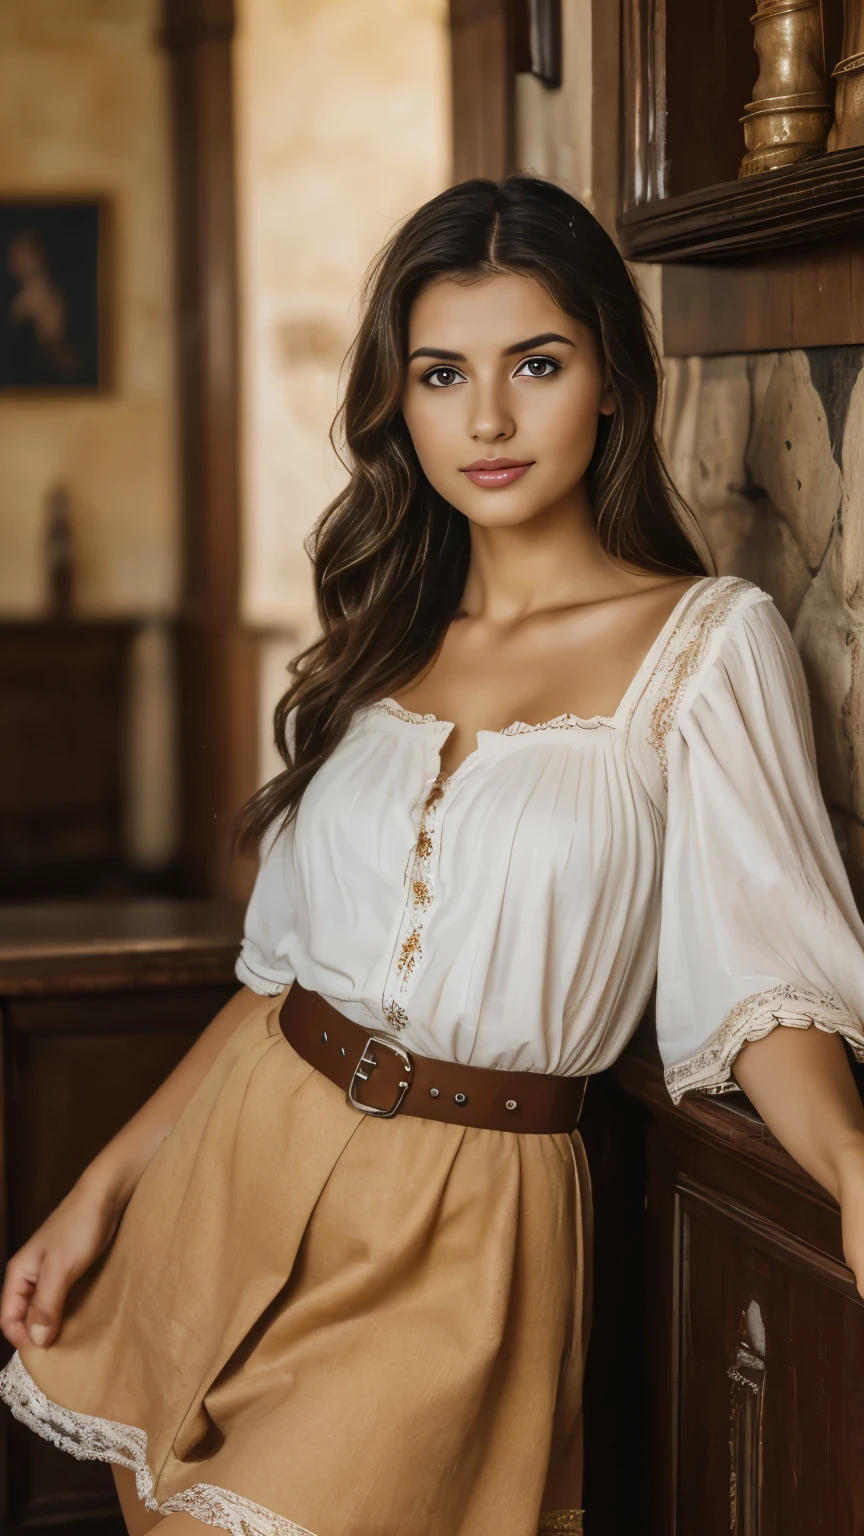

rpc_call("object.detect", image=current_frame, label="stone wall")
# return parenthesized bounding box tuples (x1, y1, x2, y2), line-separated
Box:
(663, 346, 864, 895)
(515, 3, 864, 897)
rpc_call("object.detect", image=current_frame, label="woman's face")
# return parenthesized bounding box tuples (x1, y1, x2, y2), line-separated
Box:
(400, 270, 614, 529)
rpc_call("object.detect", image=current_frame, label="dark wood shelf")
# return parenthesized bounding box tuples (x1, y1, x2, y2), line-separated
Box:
(620, 144, 864, 263)
(0, 897, 244, 993)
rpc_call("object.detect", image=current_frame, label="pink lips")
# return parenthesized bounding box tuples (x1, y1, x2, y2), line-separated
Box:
(461, 457, 534, 488)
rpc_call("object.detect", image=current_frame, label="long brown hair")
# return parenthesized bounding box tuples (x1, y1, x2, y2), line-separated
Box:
(237, 173, 706, 848)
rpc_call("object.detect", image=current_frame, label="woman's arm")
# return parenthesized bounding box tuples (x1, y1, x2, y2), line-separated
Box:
(0, 984, 265, 1351)
(733, 1025, 864, 1298)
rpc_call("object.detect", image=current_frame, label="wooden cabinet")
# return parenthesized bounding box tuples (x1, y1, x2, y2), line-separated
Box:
(616, 1048, 864, 1536)
(618, 0, 864, 355)
(0, 900, 242, 1536)
(0, 623, 138, 899)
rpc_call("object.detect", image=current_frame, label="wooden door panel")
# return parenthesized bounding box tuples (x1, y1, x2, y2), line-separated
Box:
(4, 988, 232, 1242)
(675, 1182, 864, 1534)
(1, 983, 234, 1536)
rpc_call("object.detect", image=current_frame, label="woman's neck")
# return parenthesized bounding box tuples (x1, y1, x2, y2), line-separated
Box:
(459, 485, 645, 626)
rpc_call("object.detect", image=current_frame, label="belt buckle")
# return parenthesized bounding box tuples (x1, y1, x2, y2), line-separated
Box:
(347, 1033, 414, 1118)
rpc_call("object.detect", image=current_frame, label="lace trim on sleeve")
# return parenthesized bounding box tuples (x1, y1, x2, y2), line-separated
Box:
(0, 1352, 317, 1536)
(538, 1512, 584, 1533)
(664, 983, 864, 1103)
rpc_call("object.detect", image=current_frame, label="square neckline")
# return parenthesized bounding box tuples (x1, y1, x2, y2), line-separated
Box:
(373, 575, 712, 741)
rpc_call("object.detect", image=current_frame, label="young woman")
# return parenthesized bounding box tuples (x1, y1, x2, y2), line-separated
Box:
(2, 174, 864, 1536)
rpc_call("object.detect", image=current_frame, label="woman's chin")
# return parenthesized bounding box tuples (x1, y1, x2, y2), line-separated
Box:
(455, 494, 557, 531)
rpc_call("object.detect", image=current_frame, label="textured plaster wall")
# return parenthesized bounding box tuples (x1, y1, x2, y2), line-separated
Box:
(0, 0, 178, 617)
(235, 0, 451, 640)
(515, 0, 593, 206)
(663, 347, 864, 895)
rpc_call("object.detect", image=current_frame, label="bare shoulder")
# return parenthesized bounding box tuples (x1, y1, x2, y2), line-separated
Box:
(597, 571, 706, 647)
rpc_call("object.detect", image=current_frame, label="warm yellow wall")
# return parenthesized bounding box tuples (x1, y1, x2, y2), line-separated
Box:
(235, 0, 451, 640)
(0, 0, 178, 616)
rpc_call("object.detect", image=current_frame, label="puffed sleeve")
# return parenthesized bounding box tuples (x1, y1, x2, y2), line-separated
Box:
(235, 709, 298, 996)
(657, 594, 864, 1103)
(234, 819, 297, 995)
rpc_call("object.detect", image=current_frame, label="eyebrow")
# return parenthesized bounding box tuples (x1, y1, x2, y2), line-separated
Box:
(406, 331, 577, 364)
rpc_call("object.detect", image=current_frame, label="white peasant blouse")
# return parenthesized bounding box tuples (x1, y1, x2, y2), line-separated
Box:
(236, 575, 864, 1102)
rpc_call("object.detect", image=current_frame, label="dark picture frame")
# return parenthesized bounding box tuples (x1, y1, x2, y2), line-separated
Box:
(0, 198, 111, 393)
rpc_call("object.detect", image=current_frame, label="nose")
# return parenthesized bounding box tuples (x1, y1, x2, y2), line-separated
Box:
(467, 375, 515, 444)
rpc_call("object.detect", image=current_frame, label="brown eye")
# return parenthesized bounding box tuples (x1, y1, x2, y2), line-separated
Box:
(422, 367, 463, 388)
(515, 357, 560, 378)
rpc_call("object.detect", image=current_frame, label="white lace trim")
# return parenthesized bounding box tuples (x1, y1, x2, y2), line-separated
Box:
(664, 982, 864, 1103)
(373, 696, 615, 735)
(0, 1351, 318, 1536)
(371, 698, 440, 725)
(160, 1483, 318, 1535)
(500, 713, 613, 735)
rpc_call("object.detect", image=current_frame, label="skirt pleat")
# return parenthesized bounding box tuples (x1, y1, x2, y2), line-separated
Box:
(0, 992, 590, 1536)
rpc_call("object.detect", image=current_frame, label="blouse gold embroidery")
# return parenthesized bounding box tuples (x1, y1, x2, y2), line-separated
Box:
(382, 772, 451, 1029)
(648, 576, 754, 789)
(396, 927, 422, 981)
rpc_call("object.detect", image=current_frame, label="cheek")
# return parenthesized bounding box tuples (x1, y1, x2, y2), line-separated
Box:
(402, 397, 455, 472)
(536, 372, 605, 456)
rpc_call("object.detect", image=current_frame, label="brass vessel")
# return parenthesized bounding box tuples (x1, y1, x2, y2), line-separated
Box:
(828, 0, 864, 151)
(739, 0, 832, 176)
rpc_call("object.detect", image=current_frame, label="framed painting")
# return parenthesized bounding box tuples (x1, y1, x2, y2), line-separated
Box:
(0, 198, 110, 392)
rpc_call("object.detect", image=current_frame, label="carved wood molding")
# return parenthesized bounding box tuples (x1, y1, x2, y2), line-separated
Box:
(679, 1179, 864, 1303)
(618, 0, 864, 262)
(621, 0, 667, 215)
(621, 143, 864, 261)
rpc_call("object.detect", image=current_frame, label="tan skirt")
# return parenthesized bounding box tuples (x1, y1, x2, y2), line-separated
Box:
(0, 992, 591, 1536)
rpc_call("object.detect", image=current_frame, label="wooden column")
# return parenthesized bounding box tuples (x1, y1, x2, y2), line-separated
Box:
(449, 0, 517, 181)
(161, 0, 259, 899)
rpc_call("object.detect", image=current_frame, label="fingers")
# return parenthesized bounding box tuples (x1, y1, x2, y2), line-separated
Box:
(1, 1243, 78, 1352)
(0, 1248, 42, 1350)
(22, 1256, 76, 1350)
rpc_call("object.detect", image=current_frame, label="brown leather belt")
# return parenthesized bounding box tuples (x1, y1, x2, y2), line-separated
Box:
(279, 983, 588, 1134)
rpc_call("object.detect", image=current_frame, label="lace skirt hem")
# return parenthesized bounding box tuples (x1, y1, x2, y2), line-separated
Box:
(0, 1351, 584, 1535)
(0, 1351, 316, 1536)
